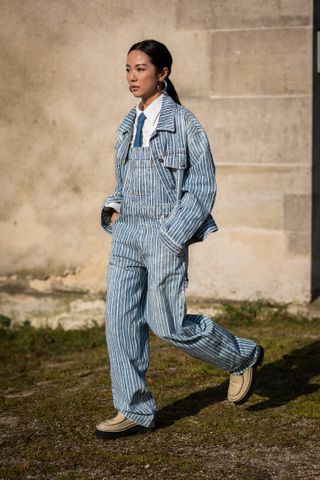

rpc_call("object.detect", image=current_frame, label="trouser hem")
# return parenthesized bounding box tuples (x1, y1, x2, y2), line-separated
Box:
(118, 410, 156, 428)
(229, 345, 261, 375)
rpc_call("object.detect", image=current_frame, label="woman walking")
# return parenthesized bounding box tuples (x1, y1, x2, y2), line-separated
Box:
(96, 39, 264, 439)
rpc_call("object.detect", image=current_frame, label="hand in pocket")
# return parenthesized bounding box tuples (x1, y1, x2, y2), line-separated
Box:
(111, 211, 119, 225)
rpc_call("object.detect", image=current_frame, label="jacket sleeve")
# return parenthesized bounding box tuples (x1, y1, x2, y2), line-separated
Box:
(159, 115, 217, 255)
(100, 143, 124, 235)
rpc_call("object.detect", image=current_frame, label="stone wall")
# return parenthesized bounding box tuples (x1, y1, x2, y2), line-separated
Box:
(0, 0, 316, 302)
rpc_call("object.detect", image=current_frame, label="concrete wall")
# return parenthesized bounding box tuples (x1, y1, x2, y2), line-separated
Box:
(0, 0, 316, 303)
(312, 3, 320, 300)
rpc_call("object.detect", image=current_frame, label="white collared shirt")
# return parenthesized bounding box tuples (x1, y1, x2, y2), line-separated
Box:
(131, 93, 164, 147)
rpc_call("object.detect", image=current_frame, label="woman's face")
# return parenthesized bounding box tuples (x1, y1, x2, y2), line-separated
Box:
(126, 50, 168, 100)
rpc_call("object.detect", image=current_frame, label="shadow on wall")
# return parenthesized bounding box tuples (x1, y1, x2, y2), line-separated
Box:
(312, 1, 320, 301)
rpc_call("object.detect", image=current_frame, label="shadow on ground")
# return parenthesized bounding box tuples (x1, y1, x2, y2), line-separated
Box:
(156, 340, 320, 427)
(249, 340, 320, 411)
(156, 381, 228, 429)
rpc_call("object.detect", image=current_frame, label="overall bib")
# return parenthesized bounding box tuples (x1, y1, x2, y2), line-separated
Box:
(106, 144, 260, 427)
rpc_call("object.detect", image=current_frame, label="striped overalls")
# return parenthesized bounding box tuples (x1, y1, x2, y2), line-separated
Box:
(105, 143, 260, 428)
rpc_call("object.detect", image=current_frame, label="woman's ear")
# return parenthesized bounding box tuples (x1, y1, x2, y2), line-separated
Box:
(159, 67, 169, 82)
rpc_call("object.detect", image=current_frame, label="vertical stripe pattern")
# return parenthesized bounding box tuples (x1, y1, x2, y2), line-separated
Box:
(101, 92, 218, 249)
(105, 145, 260, 428)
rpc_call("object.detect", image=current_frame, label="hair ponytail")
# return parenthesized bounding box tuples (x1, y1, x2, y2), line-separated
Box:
(165, 77, 181, 105)
(128, 39, 182, 105)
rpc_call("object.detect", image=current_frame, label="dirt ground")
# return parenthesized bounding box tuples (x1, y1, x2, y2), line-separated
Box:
(0, 298, 320, 479)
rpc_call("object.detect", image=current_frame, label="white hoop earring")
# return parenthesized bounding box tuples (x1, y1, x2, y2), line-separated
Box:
(157, 79, 167, 93)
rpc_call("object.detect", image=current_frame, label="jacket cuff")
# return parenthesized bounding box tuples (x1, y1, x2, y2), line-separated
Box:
(159, 227, 184, 256)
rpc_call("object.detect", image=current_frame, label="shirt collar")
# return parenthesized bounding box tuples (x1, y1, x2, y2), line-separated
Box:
(117, 92, 176, 135)
(135, 93, 164, 124)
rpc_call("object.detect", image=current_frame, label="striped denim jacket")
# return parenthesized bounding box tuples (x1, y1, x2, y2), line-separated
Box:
(101, 91, 218, 256)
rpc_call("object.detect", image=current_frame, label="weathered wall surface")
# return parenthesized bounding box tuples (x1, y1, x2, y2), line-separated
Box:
(0, 0, 315, 302)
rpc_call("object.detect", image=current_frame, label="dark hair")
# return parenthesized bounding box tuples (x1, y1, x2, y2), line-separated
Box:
(128, 39, 181, 105)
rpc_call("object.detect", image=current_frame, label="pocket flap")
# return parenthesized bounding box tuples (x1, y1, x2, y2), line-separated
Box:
(162, 149, 187, 169)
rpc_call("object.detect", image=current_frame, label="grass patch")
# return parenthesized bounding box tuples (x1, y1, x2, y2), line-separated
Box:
(0, 300, 320, 479)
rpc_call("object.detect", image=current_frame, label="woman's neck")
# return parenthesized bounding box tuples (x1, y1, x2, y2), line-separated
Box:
(139, 91, 162, 111)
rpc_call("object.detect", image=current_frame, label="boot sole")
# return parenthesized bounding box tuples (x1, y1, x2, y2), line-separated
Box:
(95, 424, 155, 440)
(233, 345, 264, 405)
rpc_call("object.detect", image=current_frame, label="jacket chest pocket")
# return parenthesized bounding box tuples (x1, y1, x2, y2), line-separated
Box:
(159, 149, 187, 191)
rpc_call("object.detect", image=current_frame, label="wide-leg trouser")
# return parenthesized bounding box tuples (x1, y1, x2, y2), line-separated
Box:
(105, 215, 260, 427)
